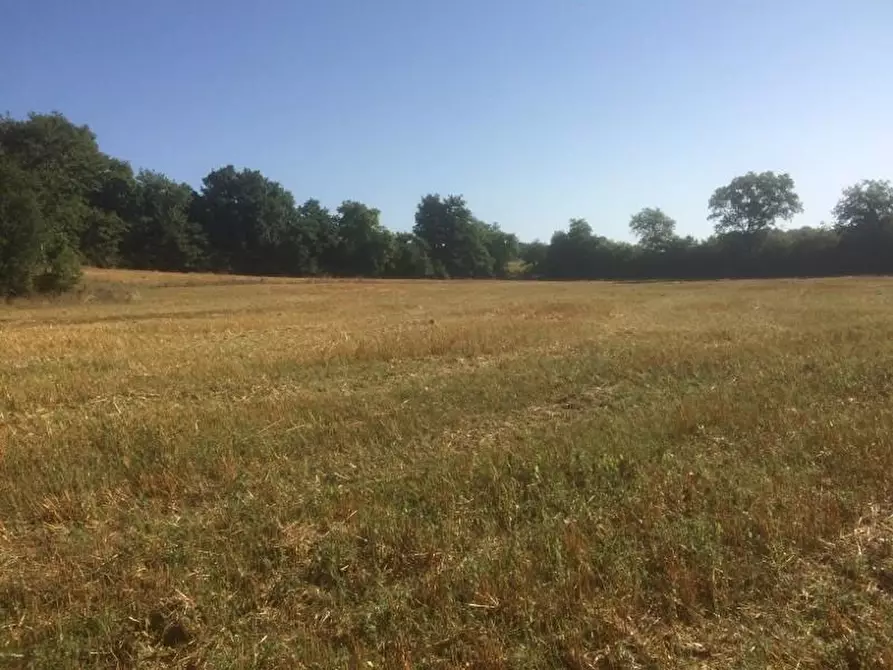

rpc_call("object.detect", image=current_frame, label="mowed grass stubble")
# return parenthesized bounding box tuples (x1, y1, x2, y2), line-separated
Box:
(2, 270, 893, 668)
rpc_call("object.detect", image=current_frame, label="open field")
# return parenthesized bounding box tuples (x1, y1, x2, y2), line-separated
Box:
(2, 270, 893, 668)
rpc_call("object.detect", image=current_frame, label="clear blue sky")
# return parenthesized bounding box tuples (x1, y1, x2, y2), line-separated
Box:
(2, 0, 891, 242)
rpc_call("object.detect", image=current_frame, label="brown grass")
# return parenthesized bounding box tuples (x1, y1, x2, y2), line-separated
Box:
(2, 269, 893, 668)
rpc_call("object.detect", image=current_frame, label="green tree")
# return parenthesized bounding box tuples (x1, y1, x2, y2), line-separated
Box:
(708, 171, 803, 236)
(833, 180, 893, 233)
(0, 115, 90, 294)
(0, 154, 45, 295)
(276, 199, 337, 276)
(80, 158, 137, 267)
(477, 221, 519, 277)
(193, 166, 298, 274)
(519, 240, 548, 275)
(543, 218, 600, 278)
(629, 207, 677, 252)
(386, 233, 433, 278)
(0, 112, 134, 278)
(80, 209, 128, 267)
(832, 180, 893, 274)
(567, 217, 593, 240)
(122, 171, 206, 271)
(35, 233, 82, 293)
(333, 201, 393, 276)
(0, 112, 107, 248)
(413, 194, 493, 278)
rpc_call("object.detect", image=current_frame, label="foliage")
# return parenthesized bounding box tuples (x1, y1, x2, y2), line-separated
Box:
(276, 199, 338, 276)
(0, 112, 106, 246)
(385, 232, 434, 278)
(0, 154, 45, 295)
(540, 219, 602, 278)
(122, 171, 207, 271)
(192, 166, 299, 274)
(832, 180, 893, 274)
(629, 207, 677, 252)
(81, 157, 137, 267)
(79, 209, 127, 268)
(34, 232, 83, 293)
(477, 221, 519, 277)
(0, 130, 84, 296)
(519, 240, 548, 275)
(333, 201, 393, 276)
(833, 179, 893, 232)
(413, 194, 495, 277)
(3, 110, 893, 291)
(708, 171, 803, 236)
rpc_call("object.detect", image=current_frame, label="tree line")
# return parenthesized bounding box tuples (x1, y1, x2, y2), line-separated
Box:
(1, 112, 892, 295)
(524, 172, 893, 281)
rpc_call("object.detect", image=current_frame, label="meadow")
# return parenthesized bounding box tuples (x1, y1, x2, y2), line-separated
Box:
(2, 270, 893, 668)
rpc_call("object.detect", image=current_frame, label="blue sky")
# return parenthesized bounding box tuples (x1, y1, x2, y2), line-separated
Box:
(2, 0, 891, 242)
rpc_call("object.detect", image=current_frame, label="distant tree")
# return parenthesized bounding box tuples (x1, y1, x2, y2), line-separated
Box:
(833, 180, 893, 232)
(333, 201, 393, 276)
(567, 217, 593, 240)
(11, 109, 893, 286)
(476, 221, 519, 277)
(386, 233, 433, 278)
(542, 218, 601, 279)
(34, 234, 82, 293)
(121, 171, 206, 271)
(629, 207, 677, 252)
(0, 112, 107, 248)
(276, 199, 337, 276)
(746, 226, 840, 278)
(708, 171, 803, 236)
(80, 209, 128, 267)
(833, 180, 893, 274)
(0, 154, 45, 295)
(597, 238, 637, 278)
(0, 115, 92, 293)
(193, 166, 298, 274)
(413, 194, 494, 277)
(81, 157, 137, 267)
(519, 240, 548, 275)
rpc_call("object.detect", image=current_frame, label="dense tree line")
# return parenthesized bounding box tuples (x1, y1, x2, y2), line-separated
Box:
(1, 112, 891, 296)
(524, 171, 893, 280)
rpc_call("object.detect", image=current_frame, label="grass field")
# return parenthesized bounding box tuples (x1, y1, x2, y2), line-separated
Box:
(2, 269, 893, 668)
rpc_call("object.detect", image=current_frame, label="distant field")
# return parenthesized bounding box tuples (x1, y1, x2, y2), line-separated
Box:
(2, 269, 893, 668)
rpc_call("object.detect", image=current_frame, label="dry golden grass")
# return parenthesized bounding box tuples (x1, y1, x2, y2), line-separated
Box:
(2, 268, 893, 668)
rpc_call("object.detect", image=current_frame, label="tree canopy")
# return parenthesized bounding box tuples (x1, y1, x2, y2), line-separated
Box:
(629, 208, 678, 252)
(2, 110, 892, 296)
(833, 180, 893, 232)
(708, 171, 803, 236)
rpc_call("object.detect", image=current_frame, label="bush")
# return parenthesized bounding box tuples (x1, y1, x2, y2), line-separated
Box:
(36, 236, 83, 294)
